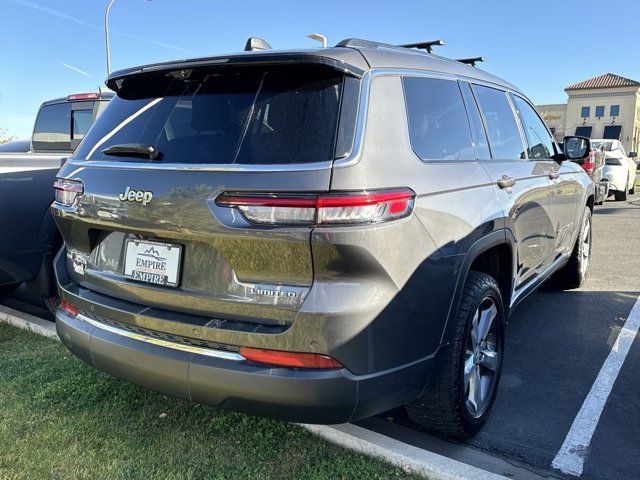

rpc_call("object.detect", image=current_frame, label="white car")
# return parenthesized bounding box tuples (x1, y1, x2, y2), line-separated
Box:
(592, 139, 638, 201)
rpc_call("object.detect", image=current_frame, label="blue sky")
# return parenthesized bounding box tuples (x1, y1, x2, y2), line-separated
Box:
(1, 0, 639, 138)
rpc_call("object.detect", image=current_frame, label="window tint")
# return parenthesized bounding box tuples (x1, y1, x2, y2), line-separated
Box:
(581, 106, 590, 118)
(595, 106, 605, 117)
(32, 102, 71, 151)
(403, 77, 474, 161)
(603, 125, 622, 141)
(74, 65, 344, 165)
(459, 82, 491, 159)
(512, 95, 555, 160)
(610, 105, 620, 117)
(575, 126, 593, 138)
(473, 85, 525, 160)
(72, 109, 93, 140)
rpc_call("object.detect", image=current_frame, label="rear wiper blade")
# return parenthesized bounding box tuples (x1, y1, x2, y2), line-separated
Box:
(102, 143, 163, 161)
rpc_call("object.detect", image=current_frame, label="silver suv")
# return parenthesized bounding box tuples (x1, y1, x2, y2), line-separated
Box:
(52, 38, 594, 437)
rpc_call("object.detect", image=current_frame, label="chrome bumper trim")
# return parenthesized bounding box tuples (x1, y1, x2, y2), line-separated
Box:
(76, 313, 244, 361)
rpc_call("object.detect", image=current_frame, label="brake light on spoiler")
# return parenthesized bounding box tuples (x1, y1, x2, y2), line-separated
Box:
(216, 189, 416, 226)
(66, 92, 100, 101)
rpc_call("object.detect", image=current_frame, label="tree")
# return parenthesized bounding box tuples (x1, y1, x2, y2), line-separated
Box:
(0, 127, 17, 144)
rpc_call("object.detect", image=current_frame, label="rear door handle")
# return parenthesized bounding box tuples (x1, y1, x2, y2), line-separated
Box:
(548, 171, 560, 180)
(497, 175, 516, 189)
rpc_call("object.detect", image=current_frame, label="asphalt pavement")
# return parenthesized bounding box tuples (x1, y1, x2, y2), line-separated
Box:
(359, 193, 640, 479)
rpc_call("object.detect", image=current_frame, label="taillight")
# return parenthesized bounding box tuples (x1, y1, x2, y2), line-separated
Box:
(216, 189, 415, 226)
(582, 151, 595, 176)
(60, 299, 78, 317)
(239, 347, 343, 369)
(54, 178, 83, 206)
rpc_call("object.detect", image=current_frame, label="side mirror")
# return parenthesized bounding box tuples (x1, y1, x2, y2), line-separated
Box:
(562, 135, 591, 161)
(628, 152, 637, 158)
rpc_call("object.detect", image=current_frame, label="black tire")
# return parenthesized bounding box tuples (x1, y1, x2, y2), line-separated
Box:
(405, 271, 505, 438)
(44, 295, 61, 316)
(554, 208, 591, 289)
(615, 175, 629, 201)
(630, 179, 636, 195)
(0, 283, 19, 296)
(614, 189, 628, 201)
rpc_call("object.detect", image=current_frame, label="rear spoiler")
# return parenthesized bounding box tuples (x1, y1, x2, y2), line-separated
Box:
(106, 53, 365, 92)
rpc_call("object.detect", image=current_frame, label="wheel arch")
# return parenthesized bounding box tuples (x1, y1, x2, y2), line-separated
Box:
(438, 230, 515, 347)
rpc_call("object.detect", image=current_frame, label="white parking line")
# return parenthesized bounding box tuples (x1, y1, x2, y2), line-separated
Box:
(552, 294, 640, 477)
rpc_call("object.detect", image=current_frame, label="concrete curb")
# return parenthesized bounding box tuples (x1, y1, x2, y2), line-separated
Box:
(300, 423, 508, 480)
(0, 304, 58, 340)
(1, 306, 505, 480)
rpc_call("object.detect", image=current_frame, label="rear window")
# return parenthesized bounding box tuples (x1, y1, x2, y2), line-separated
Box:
(74, 65, 345, 165)
(32, 102, 71, 151)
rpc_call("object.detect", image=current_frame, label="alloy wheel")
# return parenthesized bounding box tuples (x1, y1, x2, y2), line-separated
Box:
(463, 297, 502, 418)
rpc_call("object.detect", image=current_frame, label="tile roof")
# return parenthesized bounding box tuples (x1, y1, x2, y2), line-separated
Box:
(565, 73, 640, 91)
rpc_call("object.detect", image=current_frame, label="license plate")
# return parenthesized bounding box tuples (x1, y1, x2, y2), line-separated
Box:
(124, 239, 182, 287)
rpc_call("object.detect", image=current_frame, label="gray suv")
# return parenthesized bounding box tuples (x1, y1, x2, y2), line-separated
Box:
(52, 38, 594, 437)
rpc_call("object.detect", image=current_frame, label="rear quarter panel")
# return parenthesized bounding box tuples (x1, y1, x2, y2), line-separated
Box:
(325, 74, 506, 371)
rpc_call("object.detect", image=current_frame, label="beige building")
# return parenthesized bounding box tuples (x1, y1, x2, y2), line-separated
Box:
(537, 73, 640, 154)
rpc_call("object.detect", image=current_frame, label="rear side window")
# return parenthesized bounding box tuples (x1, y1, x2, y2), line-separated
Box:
(512, 95, 555, 160)
(403, 77, 474, 161)
(459, 82, 491, 160)
(32, 102, 71, 151)
(74, 65, 344, 165)
(473, 85, 525, 160)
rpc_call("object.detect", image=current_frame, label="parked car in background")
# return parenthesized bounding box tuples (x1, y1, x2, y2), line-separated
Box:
(53, 38, 594, 438)
(564, 137, 608, 205)
(592, 139, 638, 201)
(0, 92, 112, 309)
(0, 139, 31, 153)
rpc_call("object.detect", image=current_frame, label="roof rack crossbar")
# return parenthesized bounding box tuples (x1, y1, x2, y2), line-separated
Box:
(456, 56, 485, 67)
(398, 40, 445, 53)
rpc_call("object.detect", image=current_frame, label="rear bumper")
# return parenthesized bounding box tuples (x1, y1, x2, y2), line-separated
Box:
(56, 308, 434, 423)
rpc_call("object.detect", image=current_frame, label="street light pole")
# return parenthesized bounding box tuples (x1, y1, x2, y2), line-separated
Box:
(307, 33, 327, 48)
(104, 0, 117, 76)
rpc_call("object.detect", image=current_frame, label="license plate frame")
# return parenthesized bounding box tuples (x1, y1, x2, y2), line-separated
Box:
(123, 239, 182, 288)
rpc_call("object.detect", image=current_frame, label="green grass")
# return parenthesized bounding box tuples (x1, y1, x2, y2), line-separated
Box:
(0, 325, 420, 480)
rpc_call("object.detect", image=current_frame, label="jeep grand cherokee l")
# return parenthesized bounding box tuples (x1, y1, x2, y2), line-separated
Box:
(52, 38, 594, 437)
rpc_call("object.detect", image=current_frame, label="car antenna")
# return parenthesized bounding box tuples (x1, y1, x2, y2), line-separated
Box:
(244, 37, 272, 52)
(456, 57, 485, 67)
(397, 40, 445, 53)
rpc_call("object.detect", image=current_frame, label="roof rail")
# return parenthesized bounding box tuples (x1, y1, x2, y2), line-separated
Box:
(335, 38, 398, 49)
(335, 38, 487, 67)
(398, 40, 444, 53)
(244, 37, 272, 52)
(456, 57, 485, 67)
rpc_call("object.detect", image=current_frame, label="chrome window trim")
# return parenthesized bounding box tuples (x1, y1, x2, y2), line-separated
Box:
(77, 313, 244, 361)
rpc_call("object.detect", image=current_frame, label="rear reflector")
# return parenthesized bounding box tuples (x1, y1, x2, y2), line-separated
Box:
(54, 178, 83, 206)
(60, 299, 78, 317)
(240, 347, 343, 369)
(216, 189, 415, 226)
(66, 93, 100, 101)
